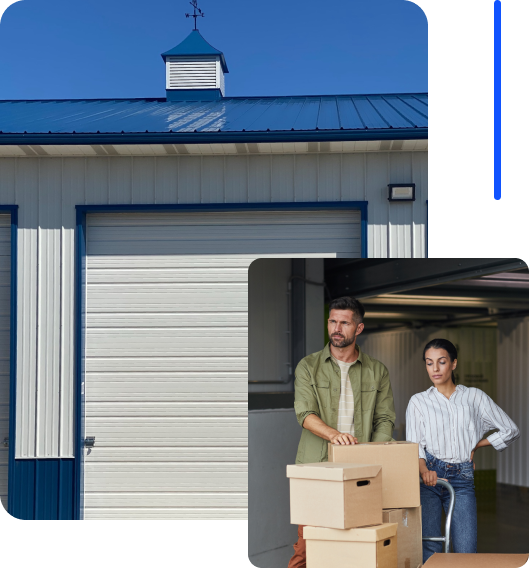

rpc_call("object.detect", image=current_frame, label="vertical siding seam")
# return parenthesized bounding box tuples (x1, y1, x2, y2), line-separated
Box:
(58, 158, 63, 457)
(200, 155, 203, 204)
(154, 156, 157, 205)
(339, 153, 343, 202)
(246, 155, 249, 204)
(35, 159, 40, 458)
(269, 154, 272, 203)
(131, 156, 134, 205)
(223, 155, 226, 204)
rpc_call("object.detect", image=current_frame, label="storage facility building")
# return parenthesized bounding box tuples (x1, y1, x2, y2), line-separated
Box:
(0, 30, 428, 519)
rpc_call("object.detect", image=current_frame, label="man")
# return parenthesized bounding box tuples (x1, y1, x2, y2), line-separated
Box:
(287, 296, 396, 568)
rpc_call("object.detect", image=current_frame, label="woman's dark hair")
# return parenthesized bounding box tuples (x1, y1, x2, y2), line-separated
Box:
(328, 296, 365, 324)
(423, 338, 458, 385)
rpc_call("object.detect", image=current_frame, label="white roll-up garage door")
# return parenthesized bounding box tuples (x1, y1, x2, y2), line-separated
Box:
(0, 215, 11, 511)
(84, 209, 361, 519)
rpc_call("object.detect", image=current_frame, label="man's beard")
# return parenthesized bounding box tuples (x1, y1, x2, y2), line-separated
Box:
(330, 334, 356, 348)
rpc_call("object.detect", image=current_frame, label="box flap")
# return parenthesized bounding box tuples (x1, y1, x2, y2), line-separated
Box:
(423, 553, 529, 567)
(287, 462, 381, 481)
(303, 523, 398, 542)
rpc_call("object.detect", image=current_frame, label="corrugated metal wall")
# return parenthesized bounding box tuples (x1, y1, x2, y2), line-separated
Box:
(358, 326, 499, 470)
(0, 151, 426, 459)
(497, 317, 529, 487)
(0, 214, 10, 510)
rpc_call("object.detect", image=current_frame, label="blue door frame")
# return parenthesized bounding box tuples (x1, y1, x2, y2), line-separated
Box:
(71, 200, 367, 519)
(0, 206, 18, 516)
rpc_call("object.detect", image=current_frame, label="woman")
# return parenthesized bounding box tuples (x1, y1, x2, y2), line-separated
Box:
(406, 338, 520, 563)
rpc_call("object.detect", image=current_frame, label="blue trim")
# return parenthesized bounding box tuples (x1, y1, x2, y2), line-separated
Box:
(74, 208, 87, 520)
(12, 459, 75, 520)
(72, 200, 368, 519)
(0, 205, 18, 517)
(494, 0, 501, 200)
(0, 128, 428, 146)
(166, 89, 223, 101)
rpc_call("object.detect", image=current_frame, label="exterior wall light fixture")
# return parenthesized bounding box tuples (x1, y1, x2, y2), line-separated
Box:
(388, 184, 415, 202)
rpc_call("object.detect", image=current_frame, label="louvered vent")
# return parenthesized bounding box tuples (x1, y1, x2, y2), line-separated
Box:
(166, 55, 220, 91)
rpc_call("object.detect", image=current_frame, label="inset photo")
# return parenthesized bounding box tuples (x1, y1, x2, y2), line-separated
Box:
(248, 258, 528, 568)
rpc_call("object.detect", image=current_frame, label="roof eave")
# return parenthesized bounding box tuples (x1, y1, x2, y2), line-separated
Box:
(0, 128, 427, 146)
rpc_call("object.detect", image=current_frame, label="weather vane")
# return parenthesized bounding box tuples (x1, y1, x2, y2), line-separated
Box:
(186, 0, 205, 31)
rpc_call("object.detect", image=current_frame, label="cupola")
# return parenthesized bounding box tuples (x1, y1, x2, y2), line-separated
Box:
(161, 29, 229, 101)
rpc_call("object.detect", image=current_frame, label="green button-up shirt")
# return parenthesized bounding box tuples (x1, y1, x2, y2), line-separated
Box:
(294, 343, 396, 464)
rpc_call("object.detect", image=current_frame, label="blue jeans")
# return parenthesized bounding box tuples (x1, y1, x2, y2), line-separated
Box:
(421, 450, 477, 563)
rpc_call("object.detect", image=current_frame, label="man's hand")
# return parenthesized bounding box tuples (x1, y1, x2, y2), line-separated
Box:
(330, 432, 358, 445)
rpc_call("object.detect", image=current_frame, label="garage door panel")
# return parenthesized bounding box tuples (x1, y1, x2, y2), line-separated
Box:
(86, 373, 247, 401)
(87, 418, 247, 447)
(86, 287, 247, 312)
(84, 508, 247, 520)
(85, 493, 248, 507)
(88, 238, 359, 256)
(88, 223, 360, 242)
(86, 402, 247, 418)
(87, 313, 247, 328)
(85, 447, 247, 462)
(87, 267, 248, 284)
(86, 358, 248, 373)
(85, 464, 247, 492)
(84, 208, 361, 519)
(87, 211, 361, 227)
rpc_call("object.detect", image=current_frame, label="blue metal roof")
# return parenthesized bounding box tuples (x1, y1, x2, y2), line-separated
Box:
(161, 30, 228, 73)
(0, 93, 427, 145)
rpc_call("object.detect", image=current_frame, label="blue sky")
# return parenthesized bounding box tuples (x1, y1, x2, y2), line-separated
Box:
(0, 0, 427, 99)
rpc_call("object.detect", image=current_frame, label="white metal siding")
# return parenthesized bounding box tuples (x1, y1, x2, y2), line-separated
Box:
(0, 152, 426, 460)
(497, 317, 529, 487)
(358, 326, 498, 470)
(83, 209, 360, 519)
(166, 56, 221, 91)
(0, 214, 10, 510)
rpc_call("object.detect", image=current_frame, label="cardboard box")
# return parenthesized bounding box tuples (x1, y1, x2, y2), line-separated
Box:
(329, 441, 420, 508)
(303, 522, 398, 568)
(287, 462, 383, 529)
(383, 507, 422, 568)
(423, 553, 529, 567)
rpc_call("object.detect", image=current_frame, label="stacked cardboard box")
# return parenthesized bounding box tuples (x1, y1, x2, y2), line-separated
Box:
(329, 441, 423, 568)
(287, 462, 399, 567)
(287, 442, 423, 568)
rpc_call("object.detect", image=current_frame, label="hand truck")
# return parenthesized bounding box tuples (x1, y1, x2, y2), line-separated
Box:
(421, 478, 456, 554)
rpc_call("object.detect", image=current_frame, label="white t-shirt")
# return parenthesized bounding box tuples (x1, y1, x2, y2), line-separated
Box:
(332, 356, 357, 435)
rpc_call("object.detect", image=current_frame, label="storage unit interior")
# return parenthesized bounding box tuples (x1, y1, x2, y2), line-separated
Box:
(248, 258, 529, 567)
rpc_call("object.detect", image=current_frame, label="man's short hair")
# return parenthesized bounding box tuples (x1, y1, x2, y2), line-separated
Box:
(328, 296, 365, 324)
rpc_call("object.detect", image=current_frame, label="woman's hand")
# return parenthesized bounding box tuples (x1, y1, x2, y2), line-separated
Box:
(421, 469, 438, 486)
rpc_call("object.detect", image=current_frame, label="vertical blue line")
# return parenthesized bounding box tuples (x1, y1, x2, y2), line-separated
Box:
(6, 206, 18, 517)
(494, 0, 501, 200)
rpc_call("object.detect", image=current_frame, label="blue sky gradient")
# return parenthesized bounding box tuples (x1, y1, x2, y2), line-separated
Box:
(0, 0, 427, 99)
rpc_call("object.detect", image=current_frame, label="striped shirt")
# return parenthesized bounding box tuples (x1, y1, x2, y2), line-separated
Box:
(406, 385, 520, 463)
(333, 356, 357, 436)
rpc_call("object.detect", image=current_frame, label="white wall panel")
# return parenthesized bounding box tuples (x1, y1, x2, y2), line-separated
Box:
(497, 317, 529, 488)
(16, 159, 39, 457)
(3, 151, 426, 460)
